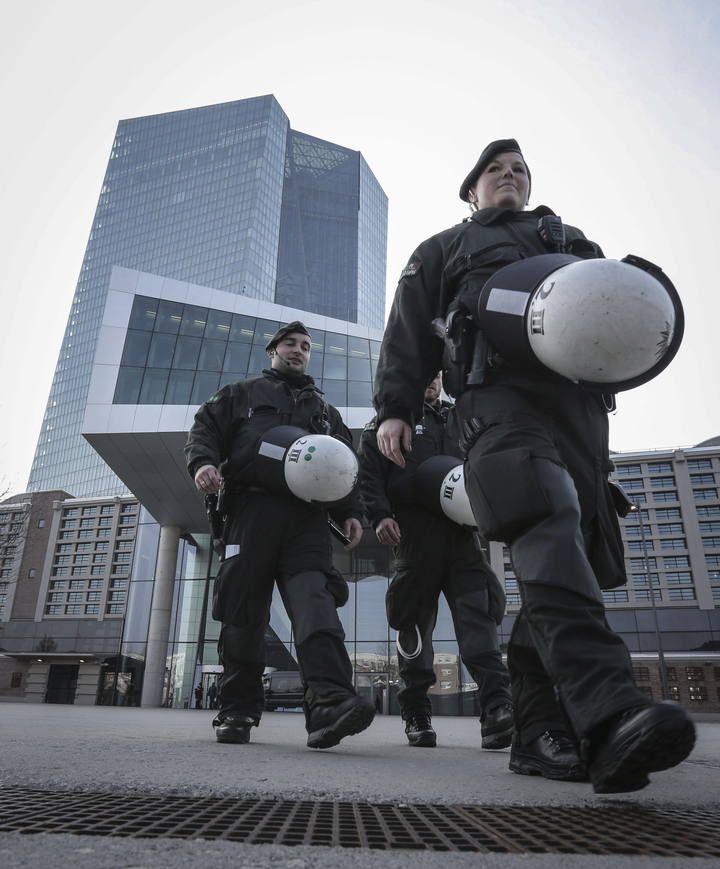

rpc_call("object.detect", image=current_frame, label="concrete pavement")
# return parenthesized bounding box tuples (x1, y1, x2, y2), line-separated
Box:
(0, 704, 719, 868)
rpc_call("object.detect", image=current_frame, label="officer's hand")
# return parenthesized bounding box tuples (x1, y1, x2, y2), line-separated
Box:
(377, 419, 412, 468)
(376, 517, 402, 546)
(343, 517, 363, 550)
(194, 464, 222, 494)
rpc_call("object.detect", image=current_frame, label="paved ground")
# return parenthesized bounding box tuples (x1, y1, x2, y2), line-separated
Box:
(1, 704, 719, 868)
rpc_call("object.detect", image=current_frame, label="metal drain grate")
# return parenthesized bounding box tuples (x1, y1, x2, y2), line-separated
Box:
(0, 788, 719, 857)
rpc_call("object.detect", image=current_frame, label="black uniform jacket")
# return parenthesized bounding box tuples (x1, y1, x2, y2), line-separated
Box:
(359, 401, 461, 529)
(185, 368, 362, 524)
(373, 205, 602, 426)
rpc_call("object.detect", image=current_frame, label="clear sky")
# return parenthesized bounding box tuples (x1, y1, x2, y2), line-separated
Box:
(0, 0, 718, 496)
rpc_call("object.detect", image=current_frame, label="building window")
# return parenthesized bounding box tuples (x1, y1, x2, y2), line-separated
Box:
(616, 464, 642, 476)
(685, 667, 705, 681)
(620, 478, 644, 491)
(694, 488, 718, 501)
(691, 473, 716, 485)
(28, 568, 36, 578)
(655, 508, 681, 520)
(602, 590, 629, 604)
(703, 537, 720, 549)
(37, 518, 45, 528)
(688, 686, 708, 703)
(665, 572, 693, 585)
(653, 491, 678, 502)
(632, 666, 650, 681)
(659, 539, 686, 550)
(631, 574, 660, 587)
(625, 525, 652, 538)
(667, 685, 680, 700)
(663, 556, 689, 568)
(658, 523, 684, 535)
(101, 505, 115, 516)
(650, 477, 675, 489)
(688, 459, 713, 471)
(82, 507, 98, 517)
(62, 508, 79, 518)
(700, 521, 720, 533)
(697, 506, 720, 518)
(629, 557, 657, 570)
(666, 667, 677, 681)
(667, 588, 695, 601)
(647, 462, 673, 473)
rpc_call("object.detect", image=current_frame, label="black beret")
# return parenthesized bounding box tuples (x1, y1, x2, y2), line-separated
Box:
(265, 320, 312, 351)
(459, 138, 531, 202)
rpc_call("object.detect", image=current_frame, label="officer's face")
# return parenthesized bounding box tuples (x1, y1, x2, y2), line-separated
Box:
(468, 152, 529, 211)
(424, 373, 442, 404)
(269, 332, 312, 374)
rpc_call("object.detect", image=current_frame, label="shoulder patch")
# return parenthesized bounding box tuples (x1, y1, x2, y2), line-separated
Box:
(400, 259, 421, 280)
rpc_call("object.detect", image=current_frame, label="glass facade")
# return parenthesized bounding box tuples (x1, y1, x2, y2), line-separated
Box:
(28, 96, 387, 498)
(113, 297, 381, 410)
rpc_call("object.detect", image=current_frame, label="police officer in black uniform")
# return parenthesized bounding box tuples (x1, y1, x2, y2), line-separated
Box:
(359, 373, 513, 749)
(185, 321, 375, 749)
(373, 141, 695, 793)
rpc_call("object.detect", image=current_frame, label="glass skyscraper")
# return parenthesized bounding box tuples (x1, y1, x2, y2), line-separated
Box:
(28, 96, 387, 498)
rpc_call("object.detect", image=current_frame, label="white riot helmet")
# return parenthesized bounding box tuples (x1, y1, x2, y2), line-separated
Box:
(477, 253, 684, 391)
(414, 455, 477, 527)
(255, 425, 359, 506)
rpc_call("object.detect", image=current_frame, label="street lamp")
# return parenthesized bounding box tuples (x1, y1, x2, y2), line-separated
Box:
(629, 501, 671, 700)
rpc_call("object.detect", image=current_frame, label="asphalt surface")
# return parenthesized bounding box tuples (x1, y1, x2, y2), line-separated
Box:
(1, 704, 719, 868)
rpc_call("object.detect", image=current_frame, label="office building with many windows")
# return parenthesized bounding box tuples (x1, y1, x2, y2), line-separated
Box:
(28, 95, 387, 499)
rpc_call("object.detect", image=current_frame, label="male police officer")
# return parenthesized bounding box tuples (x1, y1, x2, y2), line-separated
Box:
(373, 141, 695, 793)
(186, 322, 375, 749)
(359, 373, 513, 749)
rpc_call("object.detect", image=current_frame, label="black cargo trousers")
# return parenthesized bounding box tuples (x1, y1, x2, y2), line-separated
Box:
(388, 509, 511, 717)
(214, 490, 355, 724)
(458, 379, 649, 746)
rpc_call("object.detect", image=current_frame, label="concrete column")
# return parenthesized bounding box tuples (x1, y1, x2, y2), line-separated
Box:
(141, 525, 181, 707)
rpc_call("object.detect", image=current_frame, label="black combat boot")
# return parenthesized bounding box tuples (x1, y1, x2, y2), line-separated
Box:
(403, 710, 437, 748)
(306, 695, 376, 749)
(213, 713, 257, 744)
(510, 730, 588, 781)
(481, 702, 514, 750)
(587, 701, 695, 794)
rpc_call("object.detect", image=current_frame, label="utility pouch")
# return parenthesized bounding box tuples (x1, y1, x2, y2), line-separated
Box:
(465, 447, 554, 542)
